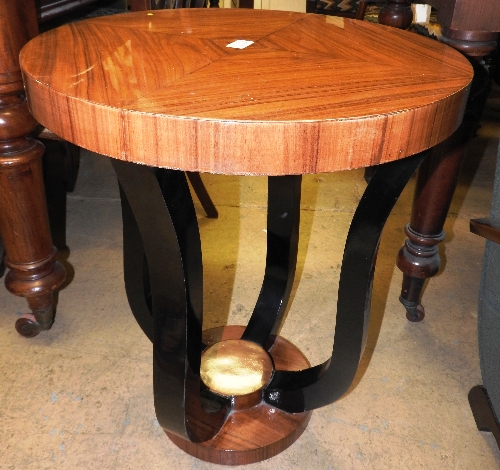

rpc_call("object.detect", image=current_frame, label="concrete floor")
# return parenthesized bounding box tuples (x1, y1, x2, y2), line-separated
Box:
(1, 85, 500, 468)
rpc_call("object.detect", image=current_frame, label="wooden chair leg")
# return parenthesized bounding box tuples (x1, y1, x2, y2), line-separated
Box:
(377, 2, 499, 321)
(186, 171, 218, 218)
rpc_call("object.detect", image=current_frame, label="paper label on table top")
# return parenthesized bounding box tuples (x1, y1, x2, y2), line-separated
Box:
(226, 40, 254, 49)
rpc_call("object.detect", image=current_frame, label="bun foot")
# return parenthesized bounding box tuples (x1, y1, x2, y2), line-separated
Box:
(15, 313, 41, 338)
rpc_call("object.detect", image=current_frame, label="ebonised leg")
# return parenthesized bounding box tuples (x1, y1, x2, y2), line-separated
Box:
(186, 172, 218, 219)
(112, 160, 229, 443)
(242, 175, 302, 348)
(265, 152, 427, 412)
(118, 182, 153, 342)
(113, 152, 426, 463)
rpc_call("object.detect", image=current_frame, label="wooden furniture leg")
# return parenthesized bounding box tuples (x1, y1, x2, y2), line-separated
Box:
(396, 29, 498, 321)
(0, 0, 65, 337)
(378, 0, 499, 321)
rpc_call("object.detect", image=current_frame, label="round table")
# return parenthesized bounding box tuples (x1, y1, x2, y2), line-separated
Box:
(20, 8, 472, 465)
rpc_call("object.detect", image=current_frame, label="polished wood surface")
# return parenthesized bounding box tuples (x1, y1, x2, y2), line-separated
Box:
(127, 1, 219, 219)
(0, 0, 65, 337)
(21, 9, 472, 175)
(167, 325, 312, 465)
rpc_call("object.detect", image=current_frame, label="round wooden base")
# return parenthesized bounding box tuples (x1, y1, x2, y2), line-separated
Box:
(165, 325, 312, 465)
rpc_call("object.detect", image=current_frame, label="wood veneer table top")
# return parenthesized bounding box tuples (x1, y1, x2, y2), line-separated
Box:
(20, 9, 473, 175)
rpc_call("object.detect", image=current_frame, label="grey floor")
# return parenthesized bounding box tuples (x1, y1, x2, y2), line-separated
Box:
(1, 86, 500, 469)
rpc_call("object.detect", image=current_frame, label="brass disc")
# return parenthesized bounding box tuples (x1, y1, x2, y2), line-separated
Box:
(200, 339, 273, 397)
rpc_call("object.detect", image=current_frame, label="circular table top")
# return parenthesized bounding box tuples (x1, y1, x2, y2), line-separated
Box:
(20, 9, 472, 175)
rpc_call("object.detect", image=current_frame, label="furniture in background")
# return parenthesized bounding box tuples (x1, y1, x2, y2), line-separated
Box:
(0, 1, 65, 337)
(376, 1, 500, 321)
(468, 143, 500, 451)
(0, 0, 221, 338)
(20, 8, 472, 463)
(129, 0, 220, 9)
(305, 0, 500, 323)
(306, 0, 370, 19)
(36, 0, 102, 22)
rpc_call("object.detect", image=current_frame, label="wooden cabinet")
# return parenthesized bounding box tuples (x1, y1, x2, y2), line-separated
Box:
(35, 0, 102, 22)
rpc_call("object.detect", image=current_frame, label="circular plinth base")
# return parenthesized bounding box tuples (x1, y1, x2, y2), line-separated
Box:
(166, 325, 312, 465)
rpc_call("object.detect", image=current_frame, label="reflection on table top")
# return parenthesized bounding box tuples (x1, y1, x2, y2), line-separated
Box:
(21, 9, 472, 175)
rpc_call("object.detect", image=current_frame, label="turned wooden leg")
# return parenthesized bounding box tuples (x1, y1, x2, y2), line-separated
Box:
(396, 30, 498, 321)
(0, 1, 65, 337)
(396, 131, 466, 321)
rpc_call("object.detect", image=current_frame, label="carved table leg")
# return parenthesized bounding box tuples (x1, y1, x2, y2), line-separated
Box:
(396, 31, 498, 321)
(0, 1, 65, 337)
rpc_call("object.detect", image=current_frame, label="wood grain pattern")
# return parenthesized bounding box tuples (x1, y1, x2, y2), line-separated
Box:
(167, 325, 312, 465)
(20, 9, 473, 175)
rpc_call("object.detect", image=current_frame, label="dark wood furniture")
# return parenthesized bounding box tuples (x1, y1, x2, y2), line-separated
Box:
(232, 0, 254, 7)
(130, 0, 220, 9)
(0, 1, 65, 337)
(468, 208, 500, 450)
(377, 1, 500, 321)
(20, 9, 472, 464)
(306, 0, 370, 20)
(35, 0, 102, 22)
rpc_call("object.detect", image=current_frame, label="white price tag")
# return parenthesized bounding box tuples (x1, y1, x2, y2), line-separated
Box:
(226, 40, 254, 49)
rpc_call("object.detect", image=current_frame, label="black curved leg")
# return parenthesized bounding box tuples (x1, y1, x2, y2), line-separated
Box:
(242, 175, 302, 348)
(264, 152, 428, 412)
(118, 183, 153, 342)
(112, 160, 229, 443)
